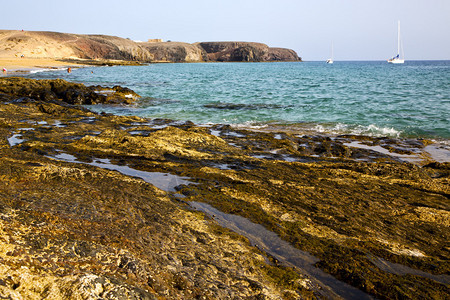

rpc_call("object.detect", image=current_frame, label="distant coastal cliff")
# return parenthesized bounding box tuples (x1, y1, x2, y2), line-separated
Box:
(0, 30, 301, 63)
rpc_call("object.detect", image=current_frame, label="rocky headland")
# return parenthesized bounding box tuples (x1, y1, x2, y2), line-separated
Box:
(195, 42, 300, 62)
(0, 77, 448, 299)
(0, 30, 301, 66)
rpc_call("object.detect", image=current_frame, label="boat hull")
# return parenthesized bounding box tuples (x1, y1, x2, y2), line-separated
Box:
(388, 59, 404, 64)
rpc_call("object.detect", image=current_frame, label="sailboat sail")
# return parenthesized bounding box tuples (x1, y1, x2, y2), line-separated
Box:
(326, 42, 334, 64)
(388, 21, 404, 64)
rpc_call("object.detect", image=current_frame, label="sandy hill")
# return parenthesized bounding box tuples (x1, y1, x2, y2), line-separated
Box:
(0, 30, 153, 61)
(0, 30, 78, 59)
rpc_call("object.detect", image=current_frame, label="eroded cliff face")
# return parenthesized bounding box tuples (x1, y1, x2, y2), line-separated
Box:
(196, 42, 268, 62)
(0, 30, 301, 63)
(72, 34, 154, 62)
(140, 42, 207, 63)
(267, 47, 301, 61)
(196, 42, 301, 62)
(0, 31, 154, 62)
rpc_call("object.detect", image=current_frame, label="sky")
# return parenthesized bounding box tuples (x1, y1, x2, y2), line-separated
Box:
(1, 0, 449, 61)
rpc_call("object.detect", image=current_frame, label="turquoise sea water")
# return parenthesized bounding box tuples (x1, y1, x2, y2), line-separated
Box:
(27, 61, 450, 140)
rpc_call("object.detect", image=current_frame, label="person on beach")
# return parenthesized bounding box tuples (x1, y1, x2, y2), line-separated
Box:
(2, 68, 6, 74)
(67, 67, 72, 73)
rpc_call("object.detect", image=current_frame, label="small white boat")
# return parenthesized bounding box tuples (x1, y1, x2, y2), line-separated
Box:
(326, 42, 334, 64)
(388, 21, 405, 64)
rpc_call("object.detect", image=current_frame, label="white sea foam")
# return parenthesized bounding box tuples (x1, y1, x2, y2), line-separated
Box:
(364, 124, 401, 137)
(313, 124, 326, 132)
(29, 67, 66, 74)
(314, 123, 401, 138)
(230, 121, 269, 130)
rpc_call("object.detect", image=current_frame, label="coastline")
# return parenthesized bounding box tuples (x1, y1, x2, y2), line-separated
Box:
(0, 57, 146, 75)
(230, 122, 450, 164)
(0, 57, 84, 73)
(3, 67, 449, 164)
(0, 77, 448, 299)
(72, 60, 449, 144)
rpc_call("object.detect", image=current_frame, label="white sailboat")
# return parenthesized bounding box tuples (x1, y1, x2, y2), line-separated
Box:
(388, 21, 404, 64)
(326, 42, 334, 64)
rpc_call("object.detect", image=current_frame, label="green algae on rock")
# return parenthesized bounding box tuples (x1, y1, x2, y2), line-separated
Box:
(0, 78, 449, 299)
(0, 77, 139, 105)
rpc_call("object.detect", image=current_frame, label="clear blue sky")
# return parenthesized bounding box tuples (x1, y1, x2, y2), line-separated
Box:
(2, 0, 449, 60)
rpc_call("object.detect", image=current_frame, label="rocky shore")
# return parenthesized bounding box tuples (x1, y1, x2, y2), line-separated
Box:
(0, 78, 449, 299)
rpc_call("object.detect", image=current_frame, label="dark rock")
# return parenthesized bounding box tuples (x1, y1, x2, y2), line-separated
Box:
(197, 41, 301, 62)
(268, 47, 302, 61)
(0, 77, 140, 105)
(140, 42, 206, 62)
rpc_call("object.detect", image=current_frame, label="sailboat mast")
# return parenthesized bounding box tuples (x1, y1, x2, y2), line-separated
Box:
(332, 42, 334, 60)
(397, 21, 401, 55)
(331, 42, 333, 60)
(388, 20, 405, 63)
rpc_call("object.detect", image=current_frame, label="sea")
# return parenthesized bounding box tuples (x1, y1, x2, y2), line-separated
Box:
(26, 60, 449, 142)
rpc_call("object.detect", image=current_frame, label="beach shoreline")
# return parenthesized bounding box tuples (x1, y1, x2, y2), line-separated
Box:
(227, 122, 450, 164)
(0, 57, 85, 73)
(0, 57, 146, 75)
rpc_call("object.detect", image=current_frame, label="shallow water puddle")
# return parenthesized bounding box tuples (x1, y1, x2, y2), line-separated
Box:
(66, 117, 97, 125)
(344, 140, 450, 163)
(251, 153, 304, 163)
(7, 120, 70, 147)
(7, 128, 35, 147)
(424, 144, 450, 163)
(128, 130, 147, 135)
(251, 154, 273, 160)
(343, 141, 421, 162)
(211, 163, 232, 170)
(369, 256, 450, 285)
(190, 201, 372, 299)
(47, 152, 195, 192)
(209, 129, 221, 137)
(281, 154, 301, 162)
(7, 134, 25, 147)
(52, 120, 67, 127)
(149, 124, 169, 130)
(222, 131, 246, 138)
(52, 152, 78, 161)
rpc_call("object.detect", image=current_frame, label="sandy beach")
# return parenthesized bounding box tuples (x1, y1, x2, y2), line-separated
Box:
(0, 57, 84, 74)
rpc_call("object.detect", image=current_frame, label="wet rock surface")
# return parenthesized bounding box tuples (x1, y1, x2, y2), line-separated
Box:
(0, 77, 139, 105)
(0, 80, 449, 299)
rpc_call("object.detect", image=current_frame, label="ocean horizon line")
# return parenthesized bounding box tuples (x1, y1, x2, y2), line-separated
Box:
(301, 59, 450, 62)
